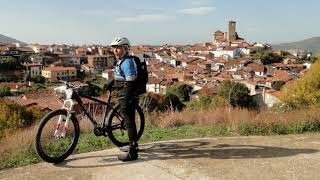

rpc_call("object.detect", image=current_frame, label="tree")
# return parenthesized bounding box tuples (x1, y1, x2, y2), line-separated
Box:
(217, 80, 254, 108)
(167, 83, 193, 102)
(272, 81, 285, 91)
(261, 51, 282, 65)
(30, 75, 46, 84)
(0, 86, 11, 97)
(139, 93, 161, 112)
(280, 61, 320, 107)
(250, 50, 282, 65)
(78, 84, 101, 97)
(163, 93, 185, 112)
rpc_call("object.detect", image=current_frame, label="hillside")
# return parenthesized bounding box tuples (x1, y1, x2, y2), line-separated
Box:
(0, 34, 25, 44)
(273, 37, 320, 52)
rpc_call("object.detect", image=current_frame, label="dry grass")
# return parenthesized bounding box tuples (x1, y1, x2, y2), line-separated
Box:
(0, 126, 36, 154)
(1, 106, 320, 157)
(147, 106, 320, 134)
(148, 108, 256, 128)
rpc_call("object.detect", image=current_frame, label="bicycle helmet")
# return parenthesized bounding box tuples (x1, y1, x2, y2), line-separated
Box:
(110, 37, 131, 47)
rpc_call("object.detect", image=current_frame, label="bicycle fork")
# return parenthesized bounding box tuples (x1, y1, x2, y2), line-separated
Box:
(54, 99, 75, 139)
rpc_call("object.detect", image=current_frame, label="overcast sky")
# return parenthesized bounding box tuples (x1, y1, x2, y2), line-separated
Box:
(0, 0, 319, 45)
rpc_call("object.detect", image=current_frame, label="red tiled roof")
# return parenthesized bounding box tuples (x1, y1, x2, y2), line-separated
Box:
(248, 64, 265, 72)
(0, 82, 25, 89)
(43, 66, 77, 71)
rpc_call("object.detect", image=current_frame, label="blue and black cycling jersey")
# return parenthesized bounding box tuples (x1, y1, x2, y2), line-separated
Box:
(114, 55, 138, 82)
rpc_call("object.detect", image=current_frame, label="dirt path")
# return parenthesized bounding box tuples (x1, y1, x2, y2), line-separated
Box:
(1, 134, 320, 180)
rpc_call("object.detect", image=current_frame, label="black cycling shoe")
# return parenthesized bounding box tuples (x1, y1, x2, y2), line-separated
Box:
(118, 143, 138, 162)
(119, 144, 139, 152)
(118, 150, 138, 161)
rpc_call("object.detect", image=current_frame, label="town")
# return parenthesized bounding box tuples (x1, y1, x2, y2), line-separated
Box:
(0, 21, 314, 110)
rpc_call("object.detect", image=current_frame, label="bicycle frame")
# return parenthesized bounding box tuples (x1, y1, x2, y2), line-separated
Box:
(58, 86, 118, 129)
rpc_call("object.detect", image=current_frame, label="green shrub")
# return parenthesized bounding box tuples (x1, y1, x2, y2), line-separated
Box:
(0, 86, 11, 97)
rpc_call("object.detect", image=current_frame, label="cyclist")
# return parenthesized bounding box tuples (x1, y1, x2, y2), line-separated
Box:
(107, 37, 139, 161)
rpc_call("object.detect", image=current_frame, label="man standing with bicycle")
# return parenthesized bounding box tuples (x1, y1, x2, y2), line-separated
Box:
(108, 37, 141, 161)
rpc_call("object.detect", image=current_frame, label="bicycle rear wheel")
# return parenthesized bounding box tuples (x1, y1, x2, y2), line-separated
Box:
(106, 104, 145, 147)
(35, 109, 80, 163)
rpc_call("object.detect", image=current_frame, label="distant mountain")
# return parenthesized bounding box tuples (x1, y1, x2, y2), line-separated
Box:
(0, 34, 26, 45)
(272, 37, 320, 52)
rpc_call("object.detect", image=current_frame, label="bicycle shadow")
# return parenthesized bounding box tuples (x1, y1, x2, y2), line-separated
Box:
(55, 140, 319, 168)
(55, 139, 319, 169)
(139, 140, 318, 160)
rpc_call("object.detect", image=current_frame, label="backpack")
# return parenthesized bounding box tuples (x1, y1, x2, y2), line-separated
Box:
(120, 55, 148, 94)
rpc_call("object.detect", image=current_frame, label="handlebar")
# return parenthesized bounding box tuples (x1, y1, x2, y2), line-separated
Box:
(59, 80, 87, 90)
(59, 80, 114, 93)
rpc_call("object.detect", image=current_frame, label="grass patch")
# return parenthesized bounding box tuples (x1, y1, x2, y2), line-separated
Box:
(0, 125, 231, 170)
(2, 106, 320, 170)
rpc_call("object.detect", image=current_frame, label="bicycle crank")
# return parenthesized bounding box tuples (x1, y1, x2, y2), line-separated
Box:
(94, 124, 108, 137)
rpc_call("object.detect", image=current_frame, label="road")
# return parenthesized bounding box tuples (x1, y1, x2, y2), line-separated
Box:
(1, 133, 320, 180)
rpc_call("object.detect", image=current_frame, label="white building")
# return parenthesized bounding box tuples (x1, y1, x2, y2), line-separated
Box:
(29, 55, 43, 64)
(29, 45, 47, 54)
(211, 47, 240, 59)
(23, 63, 43, 77)
(146, 78, 167, 94)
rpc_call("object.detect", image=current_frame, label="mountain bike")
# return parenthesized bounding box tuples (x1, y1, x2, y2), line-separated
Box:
(34, 80, 145, 163)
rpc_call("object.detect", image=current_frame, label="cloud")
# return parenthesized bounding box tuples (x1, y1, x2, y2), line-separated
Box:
(116, 14, 170, 23)
(177, 7, 216, 16)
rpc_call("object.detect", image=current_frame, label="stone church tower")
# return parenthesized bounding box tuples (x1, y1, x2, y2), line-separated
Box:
(228, 21, 236, 41)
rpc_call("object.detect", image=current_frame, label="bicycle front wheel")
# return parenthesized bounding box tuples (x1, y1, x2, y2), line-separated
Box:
(35, 109, 80, 163)
(106, 104, 145, 147)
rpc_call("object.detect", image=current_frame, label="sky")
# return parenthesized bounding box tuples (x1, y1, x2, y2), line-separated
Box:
(0, 0, 319, 45)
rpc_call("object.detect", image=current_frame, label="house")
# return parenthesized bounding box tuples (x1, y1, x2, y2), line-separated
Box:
(247, 64, 266, 77)
(29, 44, 47, 54)
(271, 63, 306, 73)
(87, 55, 115, 73)
(180, 57, 201, 68)
(29, 54, 43, 64)
(0, 82, 25, 94)
(0, 55, 15, 62)
(130, 46, 155, 62)
(98, 47, 110, 56)
(232, 69, 254, 80)
(42, 66, 77, 82)
(75, 47, 88, 56)
(170, 58, 182, 67)
(15, 91, 62, 111)
(262, 90, 281, 107)
(59, 55, 81, 67)
(211, 46, 240, 59)
(146, 78, 171, 94)
(22, 63, 43, 77)
(197, 60, 212, 71)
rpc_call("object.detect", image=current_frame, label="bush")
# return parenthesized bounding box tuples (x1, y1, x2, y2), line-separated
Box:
(272, 81, 285, 91)
(167, 83, 193, 102)
(163, 93, 185, 112)
(78, 84, 101, 97)
(217, 80, 255, 108)
(0, 86, 11, 97)
(280, 61, 320, 107)
(30, 75, 45, 84)
(0, 99, 35, 139)
(139, 93, 162, 112)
